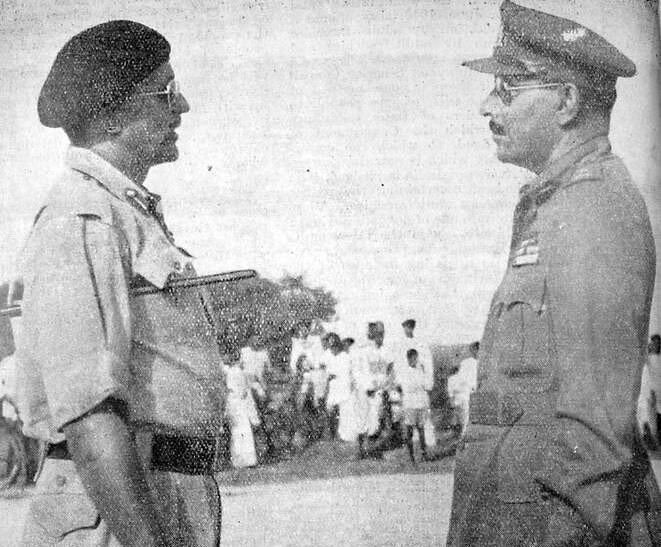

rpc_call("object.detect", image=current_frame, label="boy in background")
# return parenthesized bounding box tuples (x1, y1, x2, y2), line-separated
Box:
(396, 348, 433, 463)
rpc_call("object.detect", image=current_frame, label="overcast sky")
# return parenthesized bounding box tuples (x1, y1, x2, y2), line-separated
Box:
(1, 0, 659, 344)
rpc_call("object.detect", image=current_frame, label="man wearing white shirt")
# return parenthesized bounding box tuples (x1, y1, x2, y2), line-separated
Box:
(394, 319, 436, 446)
(240, 335, 270, 388)
(447, 341, 479, 436)
(397, 319, 434, 389)
(396, 348, 433, 463)
(353, 321, 394, 458)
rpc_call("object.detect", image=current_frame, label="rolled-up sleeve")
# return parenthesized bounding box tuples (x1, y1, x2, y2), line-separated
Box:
(24, 214, 133, 431)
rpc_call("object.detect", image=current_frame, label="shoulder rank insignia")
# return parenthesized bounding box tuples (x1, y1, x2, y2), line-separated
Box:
(124, 188, 152, 215)
(512, 237, 539, 267)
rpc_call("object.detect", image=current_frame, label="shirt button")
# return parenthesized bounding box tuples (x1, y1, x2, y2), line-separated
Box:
(55, 475, 67, 487)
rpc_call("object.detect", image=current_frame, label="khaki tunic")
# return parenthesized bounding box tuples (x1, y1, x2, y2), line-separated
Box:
(447, 136, 661, 547)
(16, 147, 223, 546)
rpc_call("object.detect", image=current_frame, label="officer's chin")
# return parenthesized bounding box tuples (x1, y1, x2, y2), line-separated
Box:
(495, 145, 519, 168)
(155, 144, 179, 164)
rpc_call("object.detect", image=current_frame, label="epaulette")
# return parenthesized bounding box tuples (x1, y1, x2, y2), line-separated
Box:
(561, 163, 603, 190)
(47, 170, 113, 223)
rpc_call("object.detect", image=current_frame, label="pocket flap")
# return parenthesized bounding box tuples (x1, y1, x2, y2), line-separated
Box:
(32, 493, 100, 539)
(493, 267, 546, 313)
(133, 236, 192, 290)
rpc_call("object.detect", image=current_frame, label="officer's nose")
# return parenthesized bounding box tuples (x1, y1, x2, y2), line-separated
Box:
(479, 88, 499, 118)
(174, 92, 190, 114)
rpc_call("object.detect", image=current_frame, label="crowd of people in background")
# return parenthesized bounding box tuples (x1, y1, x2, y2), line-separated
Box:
(4, 320, 660, 475)
(223, 324, 661, 470)
(222, 317, 481, 467)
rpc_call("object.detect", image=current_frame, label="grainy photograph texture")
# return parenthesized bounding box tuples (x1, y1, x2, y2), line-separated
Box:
(0, 1, 660, 546)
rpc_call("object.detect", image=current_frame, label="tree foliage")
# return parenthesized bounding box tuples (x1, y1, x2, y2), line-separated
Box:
(206, 272, 336, 356)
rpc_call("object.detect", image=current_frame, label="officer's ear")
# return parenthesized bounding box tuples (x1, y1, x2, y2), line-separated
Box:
(85, 111, 123, 145)
(555, 82, 581, 127)
(103, 114, 123, 136)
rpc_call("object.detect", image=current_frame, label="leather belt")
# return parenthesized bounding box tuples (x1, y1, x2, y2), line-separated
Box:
(46, 432, 231, 475)
(150, 433, 231, 475)
(469, 390, 557, 426)
(46, 441, 70, 460)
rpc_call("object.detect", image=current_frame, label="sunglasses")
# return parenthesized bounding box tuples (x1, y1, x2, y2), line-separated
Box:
(138, 80, 182, 110)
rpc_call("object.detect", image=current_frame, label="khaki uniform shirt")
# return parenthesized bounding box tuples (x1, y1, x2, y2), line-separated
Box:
(16, 147, 224, 547)
(16, 146, 226, 441)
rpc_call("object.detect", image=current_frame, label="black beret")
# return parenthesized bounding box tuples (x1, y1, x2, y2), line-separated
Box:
(38, 20, 170, 129)
(401, 319, 416, 328)
(463, 1, 635, 80)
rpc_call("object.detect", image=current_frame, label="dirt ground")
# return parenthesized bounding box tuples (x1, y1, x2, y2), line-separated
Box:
(0, 472, 451, 547)
(1, 454, 660, 547)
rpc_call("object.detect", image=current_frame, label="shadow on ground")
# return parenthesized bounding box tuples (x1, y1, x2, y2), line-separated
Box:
(218, 438, 456, 487)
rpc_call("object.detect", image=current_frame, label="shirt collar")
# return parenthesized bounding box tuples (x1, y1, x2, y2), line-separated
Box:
(519, 134, 611, 205)
(65, 146, 162, 209)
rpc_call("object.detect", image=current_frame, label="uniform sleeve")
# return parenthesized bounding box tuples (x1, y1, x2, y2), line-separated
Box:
(26, 215, 133, 431)
(536, 180, 656, 541)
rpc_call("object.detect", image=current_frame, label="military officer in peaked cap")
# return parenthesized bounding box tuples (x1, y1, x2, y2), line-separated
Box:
(447, 2, 661, 546)
(16, 21, 226, 546)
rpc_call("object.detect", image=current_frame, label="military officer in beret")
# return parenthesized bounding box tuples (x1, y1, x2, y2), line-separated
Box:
(16, 21, 225, 546)
(447, 2, 661, 545)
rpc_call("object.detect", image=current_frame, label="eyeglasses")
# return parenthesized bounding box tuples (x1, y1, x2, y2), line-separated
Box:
(138, 80, 182, 110)
(493, 77, 563, 106)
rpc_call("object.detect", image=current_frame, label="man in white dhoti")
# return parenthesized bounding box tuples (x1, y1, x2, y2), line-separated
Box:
(224, 355, 258, 468)
(325, 334, 355, 441)
(352, 322, 394, 459)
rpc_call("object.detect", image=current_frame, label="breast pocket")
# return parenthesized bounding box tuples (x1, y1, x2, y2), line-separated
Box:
(490, 267, 553, 390)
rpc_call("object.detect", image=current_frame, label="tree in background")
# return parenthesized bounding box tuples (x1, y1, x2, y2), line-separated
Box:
(206, 272, 336, 364)
(206, 272, 337, 457)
